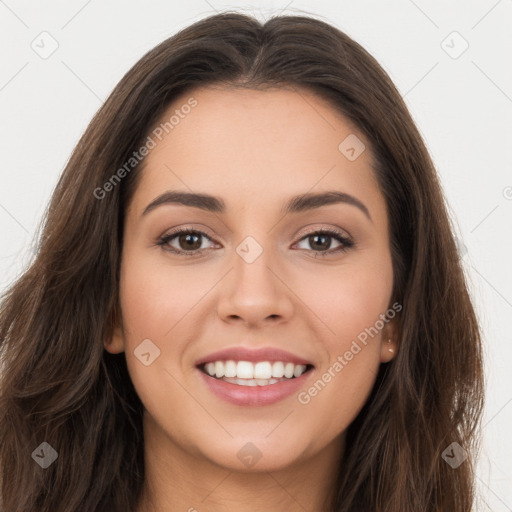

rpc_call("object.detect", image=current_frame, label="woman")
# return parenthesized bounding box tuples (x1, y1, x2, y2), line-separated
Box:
(0, 11, 484, 512)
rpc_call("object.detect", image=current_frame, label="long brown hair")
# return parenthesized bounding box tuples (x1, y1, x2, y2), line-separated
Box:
(0, 12, 484, 511)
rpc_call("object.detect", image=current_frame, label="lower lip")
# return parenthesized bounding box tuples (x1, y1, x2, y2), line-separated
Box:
(197, 368, 314, 406)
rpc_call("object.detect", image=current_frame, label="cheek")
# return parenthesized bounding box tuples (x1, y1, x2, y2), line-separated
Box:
(118, 248, 214, 339)
(294, 256, 392, 429)
(300, 255, 393, 346)
(295, 269, 391, 432)
(117, 249, 219, 399)
(116, 251, 199, 429)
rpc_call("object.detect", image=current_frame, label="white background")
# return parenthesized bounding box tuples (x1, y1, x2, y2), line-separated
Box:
(1, 1, 511, 510)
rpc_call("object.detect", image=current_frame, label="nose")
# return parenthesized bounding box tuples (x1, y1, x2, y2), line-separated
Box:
(216, 244, 294, 328)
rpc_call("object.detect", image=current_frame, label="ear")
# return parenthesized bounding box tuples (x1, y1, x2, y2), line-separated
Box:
(104, 306, 125, 354)
(380, 317, 399, 363)
(104, 326, 125, 354)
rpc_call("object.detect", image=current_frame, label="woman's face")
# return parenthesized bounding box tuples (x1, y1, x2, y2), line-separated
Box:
(106, 85, 397, 473)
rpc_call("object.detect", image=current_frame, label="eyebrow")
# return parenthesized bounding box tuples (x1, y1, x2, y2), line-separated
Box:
(141, 190, 372, 221)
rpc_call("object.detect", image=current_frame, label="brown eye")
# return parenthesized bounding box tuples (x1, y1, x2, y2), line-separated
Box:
(295, 229, 354, 256)
(307, 233, 332, 251)
(177, 232, 202, 251)
(157, 229, 215, 256)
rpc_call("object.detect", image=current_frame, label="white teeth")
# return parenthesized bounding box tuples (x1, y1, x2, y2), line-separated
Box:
(202, 360, 308, 380)
(236, 361, 254, 379)
(224, 360, 237, 378)
(215, 361, 224, 378)
(293, 364, 305, 378)
(254, 361, 272, 379)
(222, 377, 284, 386)
(272, 361, 285, 378)
(284, 362, 295, 378)
(206, 362, 215, 376)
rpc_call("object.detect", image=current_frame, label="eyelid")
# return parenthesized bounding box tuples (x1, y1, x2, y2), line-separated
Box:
(295, 224, 353, 241)
(160, 224, 217, 240)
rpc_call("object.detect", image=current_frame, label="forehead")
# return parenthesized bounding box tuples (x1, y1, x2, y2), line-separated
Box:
(128, 85, 383, 219)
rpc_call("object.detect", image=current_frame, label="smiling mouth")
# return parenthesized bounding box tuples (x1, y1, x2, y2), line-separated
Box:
(197, 361, 315, 387)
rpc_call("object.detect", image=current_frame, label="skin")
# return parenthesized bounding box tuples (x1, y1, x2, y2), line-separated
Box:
(105, 85, 398, 512)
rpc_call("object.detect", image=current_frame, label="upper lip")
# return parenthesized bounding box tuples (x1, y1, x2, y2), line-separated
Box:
(195, 346, 314, 367)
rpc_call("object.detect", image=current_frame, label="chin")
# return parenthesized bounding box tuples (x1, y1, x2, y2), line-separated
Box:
(198, 433, 309, 473)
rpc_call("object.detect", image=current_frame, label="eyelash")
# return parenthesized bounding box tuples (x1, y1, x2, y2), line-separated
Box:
(156, 227, 355, 257)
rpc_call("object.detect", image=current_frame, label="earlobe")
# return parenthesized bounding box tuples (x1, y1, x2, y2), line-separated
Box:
(104, 326, 125, 354)
(104, 308, 125, 354)
(380, 318, 399, 363)
(380, 337, 397, 363)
